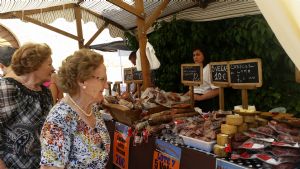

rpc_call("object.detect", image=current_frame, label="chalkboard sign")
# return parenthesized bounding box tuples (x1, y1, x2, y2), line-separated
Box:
(229, 58, 262, 87)
(123, 68, 133, 83)
(132, 67, 143, 82)
(210, 61, 229, 86)
(181, 63, 203, 85)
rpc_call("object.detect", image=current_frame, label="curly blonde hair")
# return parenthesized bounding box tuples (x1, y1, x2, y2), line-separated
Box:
(11, 43, 52, 75)
(58, 49, 104, 95)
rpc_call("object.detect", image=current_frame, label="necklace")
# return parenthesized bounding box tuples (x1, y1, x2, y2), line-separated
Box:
(67, 94, 93, 117)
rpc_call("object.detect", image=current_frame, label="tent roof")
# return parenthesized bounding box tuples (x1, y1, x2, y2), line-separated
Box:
(0, 0, 261, 87)
(90, 40, 130, 52)
(0, 24, 20, 48)
(0, 0, 260, 39)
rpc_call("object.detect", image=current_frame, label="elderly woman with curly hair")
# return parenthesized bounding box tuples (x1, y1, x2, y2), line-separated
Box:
(40, 49, 110, 169)
(0, 43, 54, 169)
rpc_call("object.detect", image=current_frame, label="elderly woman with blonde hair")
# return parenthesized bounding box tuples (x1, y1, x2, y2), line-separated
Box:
(0, 43, 54, 169)
(40, 49, 110, 169)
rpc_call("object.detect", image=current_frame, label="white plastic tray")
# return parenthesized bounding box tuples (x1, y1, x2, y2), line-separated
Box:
(180, 135, 216, 152)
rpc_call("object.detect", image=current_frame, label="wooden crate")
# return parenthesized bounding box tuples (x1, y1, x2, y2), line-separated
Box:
(147, 105, 169, 115)
(103, 103, 142, 126)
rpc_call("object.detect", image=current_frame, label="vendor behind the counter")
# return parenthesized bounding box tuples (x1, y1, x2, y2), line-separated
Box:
(189, 48, 219, 112)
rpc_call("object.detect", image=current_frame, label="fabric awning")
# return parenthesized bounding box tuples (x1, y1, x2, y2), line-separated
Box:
(0, 24, 20, 48)
(0, 0, 260, 38)
(90, 40, 130, 52)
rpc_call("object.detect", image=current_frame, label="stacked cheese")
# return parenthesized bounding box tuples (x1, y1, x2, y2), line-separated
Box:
(214, 114, 243, 157)
(234, 106, 259, 129)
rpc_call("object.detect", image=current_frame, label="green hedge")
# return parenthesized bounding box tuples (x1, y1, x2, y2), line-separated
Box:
(125, 15, 300, 116)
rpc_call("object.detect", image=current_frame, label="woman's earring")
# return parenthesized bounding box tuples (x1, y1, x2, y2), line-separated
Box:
(82, 86, 86, 89)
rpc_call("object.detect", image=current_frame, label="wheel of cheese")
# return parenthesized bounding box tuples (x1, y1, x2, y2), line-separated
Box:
(243, 115, 256, 123)
(213, 144, 227, 157)
(221, 124, 237, 135)
(226, 114, 243, 126)
(217, 133, 229, 146)
(237, 123, 248, 133)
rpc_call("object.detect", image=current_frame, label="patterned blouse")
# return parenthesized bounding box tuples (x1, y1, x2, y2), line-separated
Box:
(40, 102, 111, 169)
(0, 78, 53, 169)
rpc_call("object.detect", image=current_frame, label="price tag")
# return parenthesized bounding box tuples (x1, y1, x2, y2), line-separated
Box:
(210, 61, 229, 86)
(113, 122, 130, 169)
(181, 63, 203, 85)
(132, 67, 143, 82)
(152, 139, 181, 169)
(229, 58, 262, 87)
(124, 68, 133, 83)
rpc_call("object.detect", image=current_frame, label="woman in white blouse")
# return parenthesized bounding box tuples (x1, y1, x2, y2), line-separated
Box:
(192, 48, 219, 111)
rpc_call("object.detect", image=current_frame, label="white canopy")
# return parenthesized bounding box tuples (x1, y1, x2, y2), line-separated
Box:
(0, 0, 260, 39)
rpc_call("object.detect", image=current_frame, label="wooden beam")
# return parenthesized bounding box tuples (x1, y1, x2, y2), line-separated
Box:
(13, 13, 80, 41)
(84, 22, 108, 47)
(74, 5, 84, 48)
(108, 0, 145, 19)
(128, 3, 198, 31)
(241, 89, 248, 109)
(136, 0, 151, 88)
(0, 3, 126, 34)
(145, 0, 170, 30)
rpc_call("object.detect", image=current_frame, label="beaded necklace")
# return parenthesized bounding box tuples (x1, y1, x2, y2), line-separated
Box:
(67, 94, 92, 117)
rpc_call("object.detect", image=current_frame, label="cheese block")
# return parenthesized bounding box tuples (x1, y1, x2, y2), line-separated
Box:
(243, 115, 256, 123)
(217, 134, 229, 146)
(237, 123, 248, 133)
(214, 144, 227, 157)
(226, 114, 243, 126)
(221, 124, 237, 135)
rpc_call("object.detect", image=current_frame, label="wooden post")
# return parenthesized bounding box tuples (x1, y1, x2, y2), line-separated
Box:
(241, 89, 248, 109)
(210, 62, 230, 111)
(136, 1, 151, 89)
(107, 81, 112, 96)
(126, 83, 130, 92)
(136, 81, 143, 98)
(114, 81, 122, 95)
(74, 5, 84, 49)
(189, 86, 194, 108)
(219, 87, 225, 110)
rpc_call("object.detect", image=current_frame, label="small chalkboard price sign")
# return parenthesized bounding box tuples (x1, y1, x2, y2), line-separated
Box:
(132, 67, 143, 82)
(123, 68, 133, 83)
(181, 63, 203, 85)
(229, 58, 262, 87)
(210, 61, 229, 86)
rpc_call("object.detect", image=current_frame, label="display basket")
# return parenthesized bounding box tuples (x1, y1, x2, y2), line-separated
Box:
(103, 103, 142, 126)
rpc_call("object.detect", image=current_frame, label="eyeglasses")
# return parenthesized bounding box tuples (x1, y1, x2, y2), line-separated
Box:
(91, 75, 106, 82)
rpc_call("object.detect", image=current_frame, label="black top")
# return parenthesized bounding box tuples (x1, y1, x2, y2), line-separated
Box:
(0, 78, 53, 169)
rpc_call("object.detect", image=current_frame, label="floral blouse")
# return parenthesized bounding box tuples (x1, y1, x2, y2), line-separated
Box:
(0, 78, 53, 169)
(40, 102, 111, 169)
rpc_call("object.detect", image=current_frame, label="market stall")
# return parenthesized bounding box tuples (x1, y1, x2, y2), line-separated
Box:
(101, 56, 300, 169)
(1, 1, 300, 169)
